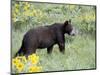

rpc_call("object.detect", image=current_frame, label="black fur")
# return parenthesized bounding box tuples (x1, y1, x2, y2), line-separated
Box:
(15, 20, 74, 57)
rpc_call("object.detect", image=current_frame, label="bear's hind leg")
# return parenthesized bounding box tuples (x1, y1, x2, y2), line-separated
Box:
(24, 48, 37, 58)
(47, 45, 53, 54)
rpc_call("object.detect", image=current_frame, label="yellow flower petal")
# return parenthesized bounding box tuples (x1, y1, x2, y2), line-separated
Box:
(28, 54, 39, 64)
(12, 58, 21, 66)
(16, 62, 24, 72)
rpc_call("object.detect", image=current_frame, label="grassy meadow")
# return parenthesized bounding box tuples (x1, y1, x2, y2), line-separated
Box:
(11, 1, 96, 73)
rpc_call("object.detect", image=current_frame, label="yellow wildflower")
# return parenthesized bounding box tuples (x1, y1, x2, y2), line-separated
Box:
(28, 54, 39, 64)
(12, 58, 21, 66)
(16, 62, 24, 72)
(28, 54, 37, 59)
(28, 66, 42, 72)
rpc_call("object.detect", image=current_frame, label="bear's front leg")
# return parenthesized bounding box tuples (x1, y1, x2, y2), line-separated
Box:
(57, 30, 65, 54)
(58, 43, 65, 54)
(56, 33, 65, 54)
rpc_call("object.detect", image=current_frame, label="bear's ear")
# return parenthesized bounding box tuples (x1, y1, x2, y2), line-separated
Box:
(64, 20, 69, 25)
(64, 19, 71, 26)
(69, 19, 71, 24)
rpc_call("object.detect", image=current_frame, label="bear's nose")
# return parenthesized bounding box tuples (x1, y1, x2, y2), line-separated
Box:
(70, 30, 75, 36)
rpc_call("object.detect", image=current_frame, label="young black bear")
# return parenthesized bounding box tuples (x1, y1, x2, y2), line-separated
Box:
(15, 20, 75, 57)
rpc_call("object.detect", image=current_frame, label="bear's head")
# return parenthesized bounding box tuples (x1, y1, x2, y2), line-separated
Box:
(63, 20, 75, 36)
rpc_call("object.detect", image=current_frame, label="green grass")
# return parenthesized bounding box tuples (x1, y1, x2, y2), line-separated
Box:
(12, 30, 96, 72)
(37, 35, 95, 71)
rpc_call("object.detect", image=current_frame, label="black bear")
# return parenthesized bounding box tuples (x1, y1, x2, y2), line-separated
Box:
(15, 20, 75, 57)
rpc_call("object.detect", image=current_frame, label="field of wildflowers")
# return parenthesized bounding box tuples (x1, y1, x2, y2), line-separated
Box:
(12, 54, 42, 73)
(11, 1, 96, 74)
